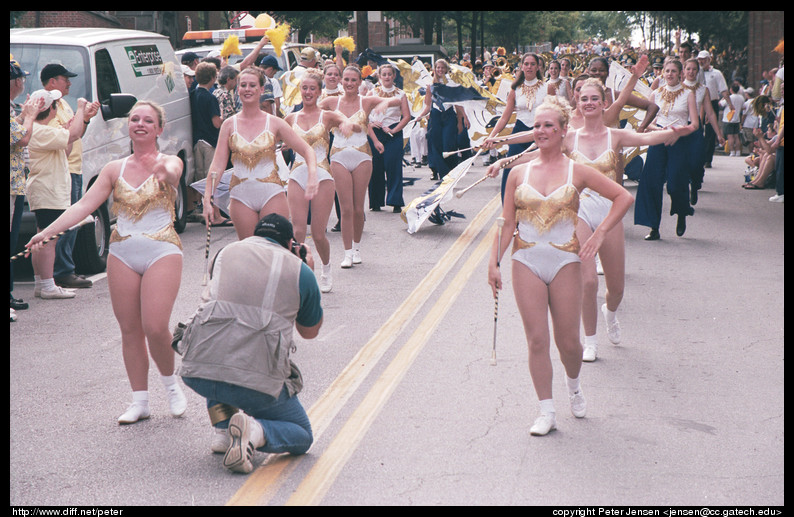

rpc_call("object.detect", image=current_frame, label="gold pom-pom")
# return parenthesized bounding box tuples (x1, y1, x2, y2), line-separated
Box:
(220, 35, 242, 58)
(266, 23, 290, 57)
(334, 36, 356, 53)
(361, 65, 373, 78)
(773, 39, 784, 54)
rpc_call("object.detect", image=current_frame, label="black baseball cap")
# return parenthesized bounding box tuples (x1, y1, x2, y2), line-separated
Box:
(181, 52, 200, 64)
(254, 214, 294, 249)
(40, 63, 78, 84)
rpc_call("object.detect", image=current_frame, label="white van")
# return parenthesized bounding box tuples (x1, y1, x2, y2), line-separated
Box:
(11, 27, 194, 274)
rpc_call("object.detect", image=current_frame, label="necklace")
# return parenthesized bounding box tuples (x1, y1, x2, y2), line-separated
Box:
(376, 84, 399, 98)
(658, 84, 685, 116)
(683, 79, 700, 93)
(521, 78, 543, 111)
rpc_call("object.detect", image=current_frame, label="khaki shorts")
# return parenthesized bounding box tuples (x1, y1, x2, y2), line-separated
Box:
(193, 140, 216, 182)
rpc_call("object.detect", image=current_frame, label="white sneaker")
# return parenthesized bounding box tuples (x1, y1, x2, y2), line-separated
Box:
(211, 427, 231, 454)
(601, 303, 621, 344)
(166, 383, 187, 417)
(582, 344, 597, 362)
(224, 413, 255, 473)
(118, 402, 151, 424)
(224, 413, 265, 474)
(319, 272, 332, 293)
(352, 249, 362, 264)
(530, 413, 557, 436)
(39, 286, 77, 299)
(35, 284, 76, 297)
(340, 254, 353, 268)
(570, 390, 587, 418)
(10, 308, 17, 322)
(769, 194, 784, 203)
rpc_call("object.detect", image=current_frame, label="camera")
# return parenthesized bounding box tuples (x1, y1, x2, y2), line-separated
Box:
(291, 241, 308, 263)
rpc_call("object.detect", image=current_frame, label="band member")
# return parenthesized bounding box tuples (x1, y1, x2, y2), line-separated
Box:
(203, 67, 318, 239)
(488, 96, 633, 436)
(367, 63, 412, 213)
(27, 101, 188, 424)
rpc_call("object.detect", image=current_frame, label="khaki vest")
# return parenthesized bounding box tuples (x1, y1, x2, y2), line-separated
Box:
(177, 237, 303, 397)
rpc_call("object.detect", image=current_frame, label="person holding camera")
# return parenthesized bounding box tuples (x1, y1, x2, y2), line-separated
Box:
(176, 213, 323, 474)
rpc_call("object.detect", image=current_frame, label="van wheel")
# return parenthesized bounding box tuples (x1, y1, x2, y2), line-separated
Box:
(174, 167, 188, 234)
(74, 203, 111, 275)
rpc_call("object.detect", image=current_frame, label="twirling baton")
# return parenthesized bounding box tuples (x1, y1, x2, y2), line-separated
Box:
(441, 135, 518, 159)
(455, 143, 538, 199)
(201, 221, 212, 286)
(455, 174, 489, 198)
(491, 216, 505, 366)
(11, 216, 94, 262)
(201, 173, 217, 286)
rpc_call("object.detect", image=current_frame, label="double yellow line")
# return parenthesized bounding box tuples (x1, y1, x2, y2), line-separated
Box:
(227, 195, 502, 506)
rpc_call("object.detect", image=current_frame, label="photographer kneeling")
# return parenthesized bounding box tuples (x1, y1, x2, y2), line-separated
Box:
(175, 214, 323, 474)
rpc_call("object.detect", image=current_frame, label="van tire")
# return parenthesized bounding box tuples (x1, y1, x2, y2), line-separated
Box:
(74, 203, 111, 275)
(174, 166, 188, 234)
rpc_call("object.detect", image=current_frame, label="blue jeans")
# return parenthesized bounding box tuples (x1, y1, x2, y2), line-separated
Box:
(182, 377, 313, 456)
(54, 174, 82, 278)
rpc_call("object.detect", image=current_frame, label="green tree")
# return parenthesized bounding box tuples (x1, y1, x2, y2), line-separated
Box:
(266, 11, 353, 43)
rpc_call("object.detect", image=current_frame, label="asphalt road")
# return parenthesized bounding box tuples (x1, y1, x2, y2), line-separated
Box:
(10, 153, 783, 507)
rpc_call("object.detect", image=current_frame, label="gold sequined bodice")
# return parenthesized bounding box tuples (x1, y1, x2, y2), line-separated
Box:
(229, 130, 277, 171)
(513, 160, 580, 254)
(339, 108, 369, 135)
(330, 97, 371, 156)
(109, 158, 181, 249)
(291, 112, 331, 171)
(228, 115, 282, 187)
(568, 128, 619, 182)
(112, 174, 176, 222)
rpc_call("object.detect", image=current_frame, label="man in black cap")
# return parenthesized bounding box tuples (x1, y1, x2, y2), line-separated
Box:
(40, 63, 100, 289)
(176, 214, 323, 474)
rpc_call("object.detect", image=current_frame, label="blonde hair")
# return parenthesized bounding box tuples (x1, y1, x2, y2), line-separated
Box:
(343, 65, 362, 80)
(536, 95, 573, 128)
(238, 66, 265, 86)
(433, 59, 450, 80)
(129, 100, 166, 128)
(378, 63, 396, 76)
(300, 67, 324, 88)
(579, 78, 606, 102)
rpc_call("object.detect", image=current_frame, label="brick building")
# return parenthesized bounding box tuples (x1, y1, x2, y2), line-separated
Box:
(747, 11, 784, 90)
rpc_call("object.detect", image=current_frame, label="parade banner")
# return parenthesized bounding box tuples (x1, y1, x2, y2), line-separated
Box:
(401, 150, 483, 234)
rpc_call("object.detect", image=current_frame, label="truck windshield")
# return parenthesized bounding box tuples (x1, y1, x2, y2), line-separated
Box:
(9, 44, 91, 112)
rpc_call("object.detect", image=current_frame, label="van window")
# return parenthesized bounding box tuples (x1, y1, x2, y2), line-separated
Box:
(95, 48, 121, 103)
(9, 44, 90, 111)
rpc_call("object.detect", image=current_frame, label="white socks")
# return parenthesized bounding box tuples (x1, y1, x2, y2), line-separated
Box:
(160, 374, 178, 389)
(603, 306, 618, 324)
(566, 374, 581, 396)
(35, 276, 55, 291)
(538, 399, 555, 416)
(161, 374, 187, 417)
(132, 390, 150, 406)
